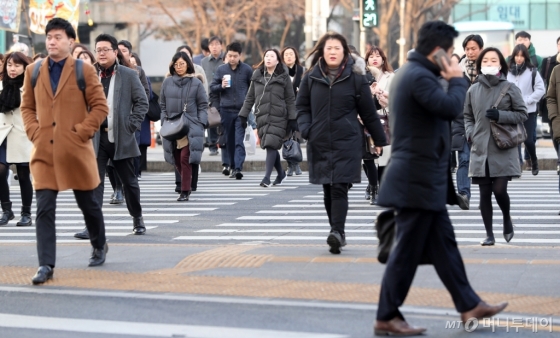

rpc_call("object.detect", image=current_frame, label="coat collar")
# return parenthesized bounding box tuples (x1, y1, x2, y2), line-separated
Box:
(476, 73, 507, 88)
(41, 55, 74, 99)
(408, 51, 441, 76)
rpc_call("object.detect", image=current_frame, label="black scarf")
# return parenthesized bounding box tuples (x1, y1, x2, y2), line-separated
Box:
(0, 73, 24, 113)
(510, 62, 527, 76)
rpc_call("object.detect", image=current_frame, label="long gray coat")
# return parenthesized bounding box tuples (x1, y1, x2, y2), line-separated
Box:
(92, 64, 148, 161)
(239, 68, 296, 150)
(464, 74, 527, 178)
(160, 75, 208, 165)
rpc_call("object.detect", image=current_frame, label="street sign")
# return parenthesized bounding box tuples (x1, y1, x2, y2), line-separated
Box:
(362, 0, 378, 27)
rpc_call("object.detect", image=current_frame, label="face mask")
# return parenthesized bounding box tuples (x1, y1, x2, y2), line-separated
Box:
(480, 66, 500, 75)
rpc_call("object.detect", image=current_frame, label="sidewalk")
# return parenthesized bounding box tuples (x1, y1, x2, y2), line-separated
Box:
(146, 139, 557, 172)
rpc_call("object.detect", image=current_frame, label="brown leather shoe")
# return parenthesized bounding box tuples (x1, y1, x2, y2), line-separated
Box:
(374, 317, 427, 336)
(461, 301, 508, 323)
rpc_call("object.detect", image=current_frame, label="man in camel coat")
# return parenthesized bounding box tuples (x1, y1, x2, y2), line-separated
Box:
(20, 18, 110, 285)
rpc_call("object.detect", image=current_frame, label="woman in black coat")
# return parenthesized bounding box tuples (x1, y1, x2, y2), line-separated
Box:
(296, 32, 387, 254)
(239, 49, 297, 187)
(282, 46, 305, 176)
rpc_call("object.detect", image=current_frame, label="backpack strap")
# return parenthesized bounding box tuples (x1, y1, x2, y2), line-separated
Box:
(492, 83, 512, 109)
(74, 59, 87, 110)
(31, 59, 44, 89)
(531, 67, 537, 91)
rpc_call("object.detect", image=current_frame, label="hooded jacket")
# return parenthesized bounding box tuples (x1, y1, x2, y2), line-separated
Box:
(465, 74, 527, 178)
(239, 67, 297, 150)
(296, 55, 387, 185)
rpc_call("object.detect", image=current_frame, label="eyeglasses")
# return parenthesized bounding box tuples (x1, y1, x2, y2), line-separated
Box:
(95, 48, 115, 54)
(174, 62, 187, 68)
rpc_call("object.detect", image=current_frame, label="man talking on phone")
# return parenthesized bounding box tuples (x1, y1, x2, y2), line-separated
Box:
(373, 21, 508, 336)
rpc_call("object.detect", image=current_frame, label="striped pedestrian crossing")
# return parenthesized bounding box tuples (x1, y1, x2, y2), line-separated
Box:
(1, 172, 308, 244)
(174, 171, 560, 246)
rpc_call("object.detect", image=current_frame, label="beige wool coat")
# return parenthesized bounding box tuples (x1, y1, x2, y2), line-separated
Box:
(20, 57, 109, 191)
(0, 85, 32, 163)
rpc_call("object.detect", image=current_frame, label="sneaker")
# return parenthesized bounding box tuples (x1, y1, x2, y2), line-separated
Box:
(295, 164, 302, 175)
(457, 193, 470, 210)
(286, 165, 294, 177)
(235, 170, 244, 180)
(273, 171, 287, 185)
(524, 159, 532, 171)
(229, 170, 236, 178)
(222, 166, 230, 176)
(209, 150, 219, 156)
(260, 178, 271, 187)
(327, 231, 343, 254)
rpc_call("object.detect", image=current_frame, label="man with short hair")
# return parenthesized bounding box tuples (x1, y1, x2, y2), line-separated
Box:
(453, 34, 483, 210)
(21, 18, 110, 284)
(92, 34, 148, 235)
(202, 36, 225, 159)
(193, 38, 209, 65)
(540, 36, 560, 156)
(210, 42, 252, 179)
(374, 21, 507, 335)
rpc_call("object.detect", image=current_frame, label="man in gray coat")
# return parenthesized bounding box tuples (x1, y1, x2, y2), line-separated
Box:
(74, 34, 148, 238)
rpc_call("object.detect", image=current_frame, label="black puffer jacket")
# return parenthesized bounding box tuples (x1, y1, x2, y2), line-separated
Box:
(160, 74, 208, 165)
(296, 56, 387, 185)
(239, 67, 297, 150)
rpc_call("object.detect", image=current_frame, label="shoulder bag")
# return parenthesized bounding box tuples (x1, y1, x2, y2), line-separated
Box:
(160, 81, 192, 141)
(207, 106, 221, 129)
(489, 83, 527, 149)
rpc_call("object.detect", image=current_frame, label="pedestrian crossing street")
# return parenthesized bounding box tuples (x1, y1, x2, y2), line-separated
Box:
(0, 172, 309, 244)
(2, 171, 560, 246)
(173, 171, 560, 246)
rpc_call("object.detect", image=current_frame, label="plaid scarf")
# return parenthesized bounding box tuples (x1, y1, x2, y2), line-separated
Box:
(465, 59, 477, 84)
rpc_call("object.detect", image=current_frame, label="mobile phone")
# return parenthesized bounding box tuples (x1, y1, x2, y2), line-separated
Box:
(433, 49, 451, 71)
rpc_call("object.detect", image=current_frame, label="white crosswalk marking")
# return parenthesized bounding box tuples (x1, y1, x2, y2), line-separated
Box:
(2, 173, 307, 244)
(173, 171, 560, 246)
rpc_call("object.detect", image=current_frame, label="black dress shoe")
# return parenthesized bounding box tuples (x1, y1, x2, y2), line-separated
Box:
(481, 236, 495, 246)
(16, 206, 32, 226)
(32, 266, 53, 285)
(89, 242, 108, 267)
(133, 217, 146, 235)
(74, 227, 90, 239)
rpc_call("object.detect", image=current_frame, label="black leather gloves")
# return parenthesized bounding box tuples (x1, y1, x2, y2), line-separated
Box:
(485, 108, 499, 121)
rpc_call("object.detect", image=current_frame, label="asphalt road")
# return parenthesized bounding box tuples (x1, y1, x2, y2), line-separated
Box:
(0, 171, 559, 337)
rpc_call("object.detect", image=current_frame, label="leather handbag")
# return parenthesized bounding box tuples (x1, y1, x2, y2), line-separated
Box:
(489, 83, 527, 149)
(282, 137, 303, 163)
(207, 106, 221, 129)
(160, 81, 192, 141)
(375, 209, 396, 264)
(379, 109, 390, 145)
(146, 92, 162, 122)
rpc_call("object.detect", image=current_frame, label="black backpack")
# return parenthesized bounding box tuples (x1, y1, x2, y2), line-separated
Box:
(31, 58, 86, 95)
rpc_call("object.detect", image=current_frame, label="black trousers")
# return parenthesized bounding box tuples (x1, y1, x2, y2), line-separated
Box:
(95, 132, 142, 218)
(107, 165, 122, 191)
(36, 189, 105, 267)
(377, 208, 481, 321)
(322, 183, 349, 235)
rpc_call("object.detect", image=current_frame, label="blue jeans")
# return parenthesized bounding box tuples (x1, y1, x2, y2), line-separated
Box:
(221, 110, 246, 171)
(456, 141, 471, 199)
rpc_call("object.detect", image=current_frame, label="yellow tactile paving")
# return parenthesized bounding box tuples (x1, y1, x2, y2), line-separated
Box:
(1, 266, 559, 317)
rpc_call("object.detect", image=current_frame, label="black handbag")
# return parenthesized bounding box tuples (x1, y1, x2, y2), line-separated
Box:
(489, 83, 527, 149)
(147, 92, 162, 122)
(282, 137, 303, 162)
(375, 210, 396, 264)
(160, 81, 192, 141)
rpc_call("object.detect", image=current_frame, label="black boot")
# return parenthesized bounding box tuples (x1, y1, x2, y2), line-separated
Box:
(370, 185, 378, 205)
(110, 188, 124, 204)
(16, 206, 32, 227)
(133, 217, 146, 235)
(0, 202, 14, 225)
(365, 185, 371, 200)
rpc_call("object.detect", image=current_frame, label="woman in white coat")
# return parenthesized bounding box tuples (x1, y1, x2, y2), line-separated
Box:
(0, 52, 33, 226)
(506, 44, 546, 175)
(365, 46, 394, 204)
